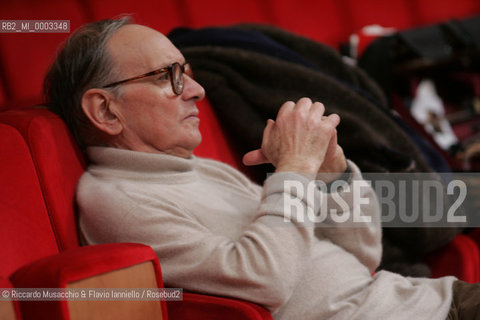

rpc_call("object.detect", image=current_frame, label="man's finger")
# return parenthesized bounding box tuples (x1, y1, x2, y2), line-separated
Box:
(262, 119, 275, 143)
(323, 113, 341, 127)
(295, 97, 313, 112)
(310, 102, 325, 117)
(244, 119, 275, 166)
(277, 101, 295, 120)
(243, 149, 269, 166)
(325, 129, 338, 158)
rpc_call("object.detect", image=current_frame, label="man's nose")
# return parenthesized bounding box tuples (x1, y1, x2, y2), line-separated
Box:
(183, 75, 205, 101)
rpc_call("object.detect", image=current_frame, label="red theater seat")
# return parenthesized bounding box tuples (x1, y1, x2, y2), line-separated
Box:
(412, 0, 480, 25)
(0, 115, 169, 320)
(180, 0, 272, 27)
(0, 1, 87, 105)
(168, 292, 273, 320)
(343, 0, 416, 32)
(10, 243, 167, 320)
(269, 0, 348, 47)
(0, 122, 59, 277)
(0, 108, 85, 250)
(85, 0, 185, 34)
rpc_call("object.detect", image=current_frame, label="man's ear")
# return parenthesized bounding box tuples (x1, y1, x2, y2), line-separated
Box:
(81, 88, 123, 136)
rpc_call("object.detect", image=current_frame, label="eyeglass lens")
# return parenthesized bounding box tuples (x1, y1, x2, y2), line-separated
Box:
(172, 63, 184, 95)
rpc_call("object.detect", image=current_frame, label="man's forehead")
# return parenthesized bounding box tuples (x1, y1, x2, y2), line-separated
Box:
(107, 24, 181, 70)
(110, 24, 164, 43)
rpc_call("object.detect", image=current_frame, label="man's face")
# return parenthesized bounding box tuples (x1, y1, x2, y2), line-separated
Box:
(106, 24, 205, 158)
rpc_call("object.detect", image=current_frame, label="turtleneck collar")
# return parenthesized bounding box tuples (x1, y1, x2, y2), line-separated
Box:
(86, 146, 198, 183)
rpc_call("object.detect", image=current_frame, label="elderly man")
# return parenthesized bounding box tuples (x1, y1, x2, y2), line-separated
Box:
(44, 18, 478, 320)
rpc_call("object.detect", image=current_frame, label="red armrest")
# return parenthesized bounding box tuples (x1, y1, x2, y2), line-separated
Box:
(167, 292, 272, 320)
(10, 243, 167, 320)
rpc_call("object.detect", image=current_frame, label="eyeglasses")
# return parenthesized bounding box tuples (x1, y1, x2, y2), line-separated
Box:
(102, 62, 192, 95)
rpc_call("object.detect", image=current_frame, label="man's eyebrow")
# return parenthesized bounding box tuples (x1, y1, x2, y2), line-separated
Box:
(153, 60, 187, 70)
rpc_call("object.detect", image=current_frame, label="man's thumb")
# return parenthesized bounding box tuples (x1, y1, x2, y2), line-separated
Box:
(243, 149, 269, 166)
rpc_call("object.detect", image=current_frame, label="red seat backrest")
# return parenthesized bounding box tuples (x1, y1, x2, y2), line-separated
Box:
(0, 123, 59, 277)
(0, 108, 86, 252)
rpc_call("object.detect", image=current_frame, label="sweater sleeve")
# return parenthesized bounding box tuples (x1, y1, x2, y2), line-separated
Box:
(315, 160, 382, 273)
(78, 171, 319, 312)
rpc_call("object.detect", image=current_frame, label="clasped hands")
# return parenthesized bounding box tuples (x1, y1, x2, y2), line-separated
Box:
(243, 98, 347, 182)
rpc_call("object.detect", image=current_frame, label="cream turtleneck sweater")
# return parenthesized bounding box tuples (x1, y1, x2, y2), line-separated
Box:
(78, 147, 455, 320)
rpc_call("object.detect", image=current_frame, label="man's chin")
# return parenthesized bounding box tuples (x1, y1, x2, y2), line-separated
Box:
(188, 131, 202, 150)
